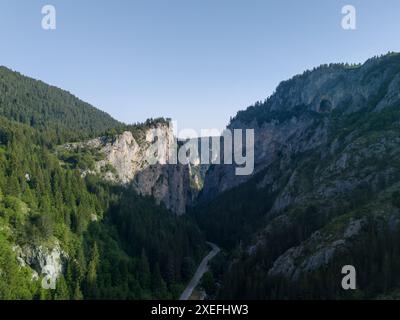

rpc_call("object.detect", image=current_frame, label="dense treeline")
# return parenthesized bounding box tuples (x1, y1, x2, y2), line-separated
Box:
(84, 185, 205, 299)
(0, 66, 204, 300)
(0, 117, 100, 299)
(195, 53, 400, 300)
(194, 167, 278, 249)
(218, 212, 400, 299)
(0, 116, 205, 299)
(0, 63, 172, 145)
(197, 153, 400, 300)
(0, 66, 121, 143)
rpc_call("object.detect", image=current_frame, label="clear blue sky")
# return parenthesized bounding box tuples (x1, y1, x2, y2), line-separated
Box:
(1, 0, 400, 136)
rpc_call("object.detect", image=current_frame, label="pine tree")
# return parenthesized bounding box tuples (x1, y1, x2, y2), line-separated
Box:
(139, 249, 151, 289)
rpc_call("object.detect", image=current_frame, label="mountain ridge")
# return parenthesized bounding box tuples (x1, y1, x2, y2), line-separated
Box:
(0, 65, 121, 142)
(195, 52, 400, 299)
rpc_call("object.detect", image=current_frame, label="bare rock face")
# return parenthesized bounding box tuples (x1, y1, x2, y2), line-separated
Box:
(132, 163, 194, 215)
(96, 131, 140, 184)
(13, 240, 67, 283)
(67, 123, 199, 215)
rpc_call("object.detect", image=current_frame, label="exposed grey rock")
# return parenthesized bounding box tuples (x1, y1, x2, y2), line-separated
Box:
(202, 56, 400, 204)
(267, 218, 365, 281)
(13, 240, 67, 283)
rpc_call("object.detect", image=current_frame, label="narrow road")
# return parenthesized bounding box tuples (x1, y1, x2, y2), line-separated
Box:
(179, 242, 221, 300)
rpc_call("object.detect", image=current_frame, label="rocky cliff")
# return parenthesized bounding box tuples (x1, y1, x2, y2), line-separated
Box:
(13, 240, 67, 285)
(203, 54, 400, 201)
(63, 122, 201, 215)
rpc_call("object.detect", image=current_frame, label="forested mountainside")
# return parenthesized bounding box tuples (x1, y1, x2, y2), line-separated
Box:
(0, 66, 121, 143)
(195, 52, 400, 299)
(0, 69, 206, 299)
(59, 123, 203, 215)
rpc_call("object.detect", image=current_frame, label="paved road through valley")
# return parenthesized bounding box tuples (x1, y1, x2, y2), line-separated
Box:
(179, 242, 221, 300)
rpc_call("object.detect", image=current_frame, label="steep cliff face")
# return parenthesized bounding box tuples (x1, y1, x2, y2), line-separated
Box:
(13, 241, 67, 284)
(202, 53, 400, 203)
(64, 123, 200, 215)
(198, 53, 400, 299)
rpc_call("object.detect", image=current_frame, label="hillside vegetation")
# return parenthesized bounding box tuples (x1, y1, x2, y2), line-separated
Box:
(0, 67, 205, 299)
(195, 53, 400, 299)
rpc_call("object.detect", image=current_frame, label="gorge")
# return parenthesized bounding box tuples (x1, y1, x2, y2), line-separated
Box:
(2, 52, 400, 299)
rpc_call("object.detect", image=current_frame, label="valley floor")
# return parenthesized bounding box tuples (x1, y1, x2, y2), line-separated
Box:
(179, 242, 220, 300)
